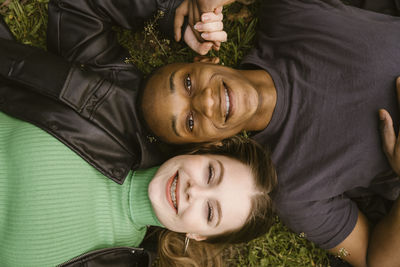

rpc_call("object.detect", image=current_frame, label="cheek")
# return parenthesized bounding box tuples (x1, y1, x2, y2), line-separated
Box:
(211, 128, 241, 142)
(147, 178, 160, 204)
(199, 122, 234, 141)
(180, 204, 205, 230)
(148, 167, 171, 208)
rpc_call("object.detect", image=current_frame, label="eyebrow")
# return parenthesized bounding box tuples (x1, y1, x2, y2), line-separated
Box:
(169, 70, 177, 94)
(215, 160, 225, 227)
(169, 70, 181, 138)
(215, 200, 222, 228)
(216, 160, 224, 186)
(171, 115, 181, 137)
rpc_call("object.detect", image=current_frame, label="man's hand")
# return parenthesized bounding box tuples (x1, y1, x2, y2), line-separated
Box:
(174, 0, 231, 55)
(379, 77, 400, 175)
(194, 0, 235, 13)
(186, 0, 234, 43)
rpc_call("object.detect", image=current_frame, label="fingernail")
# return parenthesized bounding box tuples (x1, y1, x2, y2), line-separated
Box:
(194, 23, 201, 30)
(201, 33, 208, 39)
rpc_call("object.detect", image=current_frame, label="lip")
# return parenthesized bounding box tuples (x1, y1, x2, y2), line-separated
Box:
(166, 171, 179, 214)
(223, 82, 234, 122)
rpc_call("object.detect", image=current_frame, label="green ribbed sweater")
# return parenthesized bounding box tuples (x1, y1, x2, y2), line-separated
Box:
(0, 112, 163, 266)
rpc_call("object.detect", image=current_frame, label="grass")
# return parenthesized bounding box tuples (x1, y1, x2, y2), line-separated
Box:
(0, 0, 48, 48)
(0, 0, 333, 266)
(227, 218, 330, 266)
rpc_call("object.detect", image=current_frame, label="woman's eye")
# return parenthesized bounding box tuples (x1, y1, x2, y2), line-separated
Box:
(207, 164, 214, 184)
(185, 74, 192, 94)
(187, 112, 194, 132)
(207, 202, 214, 222)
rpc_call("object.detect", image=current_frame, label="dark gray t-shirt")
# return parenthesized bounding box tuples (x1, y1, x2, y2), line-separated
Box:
(242, 0, 400, 249)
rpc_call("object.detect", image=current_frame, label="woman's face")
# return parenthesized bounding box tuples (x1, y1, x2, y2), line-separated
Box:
(148, 154, 257, 240)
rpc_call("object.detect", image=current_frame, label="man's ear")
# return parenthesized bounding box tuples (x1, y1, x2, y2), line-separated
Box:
(193, 56, 220, 64)
(186, 233, 207, 241)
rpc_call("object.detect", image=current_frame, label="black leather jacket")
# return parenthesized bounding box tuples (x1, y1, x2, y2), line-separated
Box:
(57, 247, 153, 267)
(0, 1, 181, 265)
(0, 0, 183, 184)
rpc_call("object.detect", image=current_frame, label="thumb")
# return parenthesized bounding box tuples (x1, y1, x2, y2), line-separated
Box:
(174, 1, 189, 41)
(379, 109, 396, 157)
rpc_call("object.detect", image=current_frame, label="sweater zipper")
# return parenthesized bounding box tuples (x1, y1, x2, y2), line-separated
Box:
(57, 246, 144, 267)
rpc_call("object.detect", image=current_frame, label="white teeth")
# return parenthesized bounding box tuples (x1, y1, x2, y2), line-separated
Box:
(224, 87, 230, 118)
(170, 175, 178, 210)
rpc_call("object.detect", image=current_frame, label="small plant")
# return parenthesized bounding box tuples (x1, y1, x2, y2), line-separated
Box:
(0, 0, 48, 48)
(118, 9, 179, 75)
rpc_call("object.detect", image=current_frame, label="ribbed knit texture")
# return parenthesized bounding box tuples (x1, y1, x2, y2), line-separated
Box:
(0, 112, 162, 266)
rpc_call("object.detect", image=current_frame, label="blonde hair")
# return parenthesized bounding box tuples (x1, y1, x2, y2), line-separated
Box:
(157, 136, 277, 266)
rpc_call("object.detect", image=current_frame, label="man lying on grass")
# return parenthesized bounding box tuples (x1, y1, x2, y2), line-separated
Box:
(142, 1, 400, 266)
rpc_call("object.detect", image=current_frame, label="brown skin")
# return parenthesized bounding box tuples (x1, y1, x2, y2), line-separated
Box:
(326, 77, 400, 267)
(368, 196, 400, 267)
(141, 59, 277, 144)
(366, 76, 400, 267)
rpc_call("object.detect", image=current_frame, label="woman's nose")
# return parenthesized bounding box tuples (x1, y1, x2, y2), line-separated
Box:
(192, 87, 214, 118)
(185, 182, 210, 201)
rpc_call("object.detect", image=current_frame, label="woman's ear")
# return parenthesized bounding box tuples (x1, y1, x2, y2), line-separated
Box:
(186, 233, 207, 241)
(193, 56, 220, 64)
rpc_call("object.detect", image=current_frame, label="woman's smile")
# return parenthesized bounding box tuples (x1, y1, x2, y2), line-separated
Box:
(166, 171, 179, 214)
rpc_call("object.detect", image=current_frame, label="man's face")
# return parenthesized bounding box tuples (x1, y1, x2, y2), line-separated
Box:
(141, 62, 262, 144)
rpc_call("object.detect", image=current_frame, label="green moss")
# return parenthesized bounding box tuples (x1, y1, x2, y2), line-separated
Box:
(0, 0, 48, 48)
(228, 217, 330, 266)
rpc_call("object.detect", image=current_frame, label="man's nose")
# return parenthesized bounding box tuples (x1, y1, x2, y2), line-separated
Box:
(192, 87, 214, 118)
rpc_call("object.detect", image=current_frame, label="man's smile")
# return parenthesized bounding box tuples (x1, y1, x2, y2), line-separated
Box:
(223, 81, 232, 122)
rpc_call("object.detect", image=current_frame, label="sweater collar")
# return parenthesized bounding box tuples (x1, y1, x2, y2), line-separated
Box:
(129, 167, 164, 228)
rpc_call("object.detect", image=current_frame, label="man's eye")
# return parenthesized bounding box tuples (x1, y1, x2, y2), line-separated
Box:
(185, 74, 192, 94)
(207, 164, 214, 184)
(207, 202, 214, 222)
(187, 112, 194, 132)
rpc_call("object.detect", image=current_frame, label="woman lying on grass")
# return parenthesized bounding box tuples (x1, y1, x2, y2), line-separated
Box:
(0, 111, 276, 267)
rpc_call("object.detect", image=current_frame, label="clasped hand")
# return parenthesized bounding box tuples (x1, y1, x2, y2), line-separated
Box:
(174, 0, 234, 55)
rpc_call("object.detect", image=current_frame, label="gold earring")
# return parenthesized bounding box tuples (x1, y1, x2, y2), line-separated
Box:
(184, 235, 190, 255)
